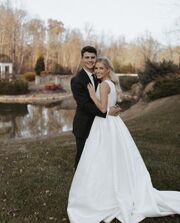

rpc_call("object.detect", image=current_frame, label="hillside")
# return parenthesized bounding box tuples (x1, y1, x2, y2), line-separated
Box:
(124, 95, 180, 191)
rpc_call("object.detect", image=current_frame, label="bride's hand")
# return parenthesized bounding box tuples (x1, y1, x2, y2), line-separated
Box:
(108, 105, 122, 116)
(87, 83, 96, 99)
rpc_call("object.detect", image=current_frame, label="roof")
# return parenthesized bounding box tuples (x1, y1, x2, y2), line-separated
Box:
(0, 54, 12, 63)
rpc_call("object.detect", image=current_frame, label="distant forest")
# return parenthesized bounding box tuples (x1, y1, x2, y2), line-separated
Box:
(0, 1, 179, 74)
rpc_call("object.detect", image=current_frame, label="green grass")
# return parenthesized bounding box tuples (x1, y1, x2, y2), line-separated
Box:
(0, 134, 75, 223)
(126, 96, 180, 192)
(0, 96, 180, 223)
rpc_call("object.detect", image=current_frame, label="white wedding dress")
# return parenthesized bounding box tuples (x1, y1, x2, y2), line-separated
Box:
(67, 80, 180, 223)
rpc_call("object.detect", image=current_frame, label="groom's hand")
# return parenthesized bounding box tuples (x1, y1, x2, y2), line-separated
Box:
(108, 105, 122, 116)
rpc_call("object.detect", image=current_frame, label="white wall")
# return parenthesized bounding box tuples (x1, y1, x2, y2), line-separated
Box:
(0, 63, 13, 75)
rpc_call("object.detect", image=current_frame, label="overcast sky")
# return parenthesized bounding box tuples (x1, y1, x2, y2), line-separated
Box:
(2, 0, 180, 44)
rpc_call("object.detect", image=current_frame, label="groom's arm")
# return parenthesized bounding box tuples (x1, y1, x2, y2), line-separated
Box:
(71, 78, 107, 118)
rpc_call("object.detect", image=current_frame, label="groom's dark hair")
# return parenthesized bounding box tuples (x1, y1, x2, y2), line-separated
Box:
(81, 46, 97, 57)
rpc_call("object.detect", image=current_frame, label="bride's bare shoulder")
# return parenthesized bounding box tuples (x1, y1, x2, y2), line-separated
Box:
(99, 81, 110, 93)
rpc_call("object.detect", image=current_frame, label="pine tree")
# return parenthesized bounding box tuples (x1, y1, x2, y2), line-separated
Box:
(34, 56, 45, 75)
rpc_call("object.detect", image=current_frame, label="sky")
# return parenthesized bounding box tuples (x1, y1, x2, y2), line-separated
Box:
(2, 0, 180, 45)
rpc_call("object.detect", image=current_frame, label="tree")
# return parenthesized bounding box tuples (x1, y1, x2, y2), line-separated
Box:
(62, 29, 82, 73)
(104, 36, 126, 72)
(136, 31, 161, 63)
(0, 3, 28, 74)
(46, 19, 65, 72)
(25, 18, 46, 69)
(34, 56, 45, 75)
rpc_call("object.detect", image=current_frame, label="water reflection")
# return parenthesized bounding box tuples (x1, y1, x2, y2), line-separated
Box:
(0, 103, 74, 140)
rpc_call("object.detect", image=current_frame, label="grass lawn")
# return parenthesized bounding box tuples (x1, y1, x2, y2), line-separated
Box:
(0, 95, 180, 223)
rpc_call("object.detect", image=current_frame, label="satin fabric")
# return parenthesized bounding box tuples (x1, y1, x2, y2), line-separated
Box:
(67, 80, 180, 223)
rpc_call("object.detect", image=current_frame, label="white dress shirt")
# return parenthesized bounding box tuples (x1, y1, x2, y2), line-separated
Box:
(83, 68, 95, 86)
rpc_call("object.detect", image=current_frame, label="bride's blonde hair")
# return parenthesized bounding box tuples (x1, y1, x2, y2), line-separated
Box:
(96, 56, 122, 102)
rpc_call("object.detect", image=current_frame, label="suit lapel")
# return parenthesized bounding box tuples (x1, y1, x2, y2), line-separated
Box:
(79, 69, 91, 85)
(80, 69, 98, 91)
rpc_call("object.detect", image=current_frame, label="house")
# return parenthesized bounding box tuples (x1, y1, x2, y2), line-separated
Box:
(0, 54, 13, 79)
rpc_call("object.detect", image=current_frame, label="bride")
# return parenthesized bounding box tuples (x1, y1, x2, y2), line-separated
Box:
(67, 56, 180, 223)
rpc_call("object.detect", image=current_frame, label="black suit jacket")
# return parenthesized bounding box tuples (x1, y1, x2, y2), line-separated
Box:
(71, 68, 106, 139)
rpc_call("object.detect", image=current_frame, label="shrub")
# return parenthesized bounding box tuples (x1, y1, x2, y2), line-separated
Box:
(0, 79, 28, 95)
(23, 72, 35, 81)
(120, 63, 136, 73)
(147, 75, 180, 100)
(34, 56, 45, 75)
(113, 60, 136, 74)
(52, 63, 72, 75)
(44, 83, 61, 91)
(112, 59, 121, 73)
(40, 71, 49, 76)
(139, 59, 179, 85)
(119, 76, 139, 91)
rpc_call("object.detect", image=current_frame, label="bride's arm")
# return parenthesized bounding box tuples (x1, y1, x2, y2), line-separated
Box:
(87, 82, 110, 113)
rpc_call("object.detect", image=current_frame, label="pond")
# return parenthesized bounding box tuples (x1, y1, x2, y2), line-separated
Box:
(0, 103, 75, 140)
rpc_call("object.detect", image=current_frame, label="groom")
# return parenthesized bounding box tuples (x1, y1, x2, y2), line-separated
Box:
(71, 46, 121, 169)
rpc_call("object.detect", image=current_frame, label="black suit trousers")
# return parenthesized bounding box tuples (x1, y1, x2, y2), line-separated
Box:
(74, 137, 87, 169)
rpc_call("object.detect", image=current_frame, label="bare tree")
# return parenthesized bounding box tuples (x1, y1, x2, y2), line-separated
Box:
(136, 31, 162, 63)
(46, 19, 65, 72)
(104, 36, 126, 72)
(25, 18, 46, 70)
(0, 3, 28, 74)
(62, 29, 82, 73)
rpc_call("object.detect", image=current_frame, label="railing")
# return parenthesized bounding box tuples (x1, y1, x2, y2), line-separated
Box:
(115, 73, 139, 77)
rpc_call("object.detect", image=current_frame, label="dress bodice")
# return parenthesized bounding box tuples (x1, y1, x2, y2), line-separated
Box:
(96, 80, 117, 108)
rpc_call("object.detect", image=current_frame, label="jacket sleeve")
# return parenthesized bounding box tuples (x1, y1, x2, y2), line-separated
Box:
(71, 77, 107, 118)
